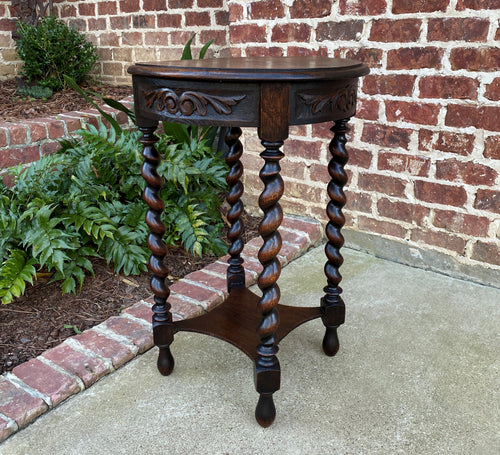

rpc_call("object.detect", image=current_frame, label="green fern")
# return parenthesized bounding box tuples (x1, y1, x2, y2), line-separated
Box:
(0, 250, 37, 304)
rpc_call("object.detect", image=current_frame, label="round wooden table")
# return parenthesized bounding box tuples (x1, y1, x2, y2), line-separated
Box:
(128, 57, 369, 427)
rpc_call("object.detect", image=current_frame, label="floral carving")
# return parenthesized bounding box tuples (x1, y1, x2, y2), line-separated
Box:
(299, 83, 357, 116)
(143, 88, 246, 116)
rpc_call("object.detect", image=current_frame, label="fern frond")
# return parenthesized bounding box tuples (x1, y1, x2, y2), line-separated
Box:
(0, 249, 37, 304)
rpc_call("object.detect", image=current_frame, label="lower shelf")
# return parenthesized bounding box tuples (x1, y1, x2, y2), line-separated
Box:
(174, 287, 322, 359)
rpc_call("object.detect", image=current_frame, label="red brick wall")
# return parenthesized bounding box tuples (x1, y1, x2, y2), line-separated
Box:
(0, 0, 499, 270)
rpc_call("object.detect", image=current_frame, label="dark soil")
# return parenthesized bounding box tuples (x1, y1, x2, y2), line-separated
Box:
(0, 81, 261, 374)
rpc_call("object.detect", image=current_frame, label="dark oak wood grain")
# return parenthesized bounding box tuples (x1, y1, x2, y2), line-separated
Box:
(129, 56, 369, 427)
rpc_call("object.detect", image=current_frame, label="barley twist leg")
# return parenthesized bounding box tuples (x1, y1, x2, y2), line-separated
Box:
(321, 118, 349, 357)
(140, 125, 174, 375)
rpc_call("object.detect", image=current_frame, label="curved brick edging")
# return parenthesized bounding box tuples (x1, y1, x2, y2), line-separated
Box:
(0, 97, 134, 183)
(0, 215, 324, 442)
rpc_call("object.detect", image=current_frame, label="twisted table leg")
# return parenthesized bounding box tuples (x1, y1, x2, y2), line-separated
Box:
(254, 140, 284, 427)
(140, 125, 174, 376)
(224, 127, 245, 292)
(321, 118, 349, 357)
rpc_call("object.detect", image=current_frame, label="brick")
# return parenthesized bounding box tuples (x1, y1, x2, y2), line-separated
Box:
(287, 46, 329, 57)
(433, 210, 490, 237)
(109, 16, 130, 30)
(358, 216, 407, 238)
(285, 139, 323, 161)
(122, 301, 154, 323)
(290, 0, 332, 18)
(363, 75, 416, 96)
(0, 414, 16, 442)
(198, 0, 223, 6)
(414, 181, 467, 207)
(271, 23, 312, 43)
(170, 280, 224, 311)
(378, 152, 430, 177)
(471, 241, 500, 266)
(411, 229, 466, 254)
(358, 173, 407, 197)
(484, 136, 500, 159)
(246, 46, 284, 57)
(248, 0, 285, 19)
(122, 32, 143, 46)
(143, 0, 167, 10)
(387, 47, 443, 70)
(0, 146, 40, 168)
(169, 0, 194, 6)
(230, 24, 267, 43)
(184, 269, 228, 296)
(102, 317, 153, 353)
(428, 18, 489, 42)
(0, 376, 47, 428)
(41, 141, 61, 156)
(386, 100, 439, 125)
(47, 120, 65, 139)
(485, 78, 500, 101)
(157, 13, 182, 28)
(435, 159, 497, 186)
(339, 0, 387, 15)
(450, 47, 500, 72)
(316, 21, 365, 41)
(78, 3, 95, 15)
(377, 198, 429, 225)
(281, 216, 322, 243)
(344, 190, 372, 213)
(98, 1, 118, 15)
(456, 0, 500, 9)
(120, 0, 141, 13)
(419, 130, 475, 156)
(286, 180, 324, 201)
(229, 2, 244, 21)
(200, 29, 226, 46)
(419, 76, 478, 100)
(445, 105, 500, 132)
(338, 47, 384, 68)
(132, 15, 155, 29)
(361, 123, 412, 149)
(215, 10, 230, 26)
(41, 343, 110, 388)
(100, 33, 120, 47)
(369, 19, 421, 42)
(356, 98, 379, 121)
(185, 11, 211, 26)
(0, 128, 7, 147)
(474, 189, 500, 213)
(73, 330, 135, 368)
(278, 228, 313, 252)
(12, 358, 80, 407)
(8, 125, 27, 146)
(144, 31, 170, 46)
(346, 146, 373, 169)
(392, 0, 448, 13)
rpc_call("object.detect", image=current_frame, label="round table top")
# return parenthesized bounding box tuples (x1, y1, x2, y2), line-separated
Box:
(128, 56, 370, 82)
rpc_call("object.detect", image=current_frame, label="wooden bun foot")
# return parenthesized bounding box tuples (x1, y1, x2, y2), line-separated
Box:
(255, 394, 276, 428)
(157, 347, 174, 376)
(322, 326, 340, 357)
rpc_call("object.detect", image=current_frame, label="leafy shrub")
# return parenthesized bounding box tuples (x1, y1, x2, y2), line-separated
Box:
(15, 84, 53, 99)
(16, 16, 98, 91)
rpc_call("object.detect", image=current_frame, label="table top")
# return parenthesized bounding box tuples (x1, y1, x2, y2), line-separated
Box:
(128, 56, 369, 82)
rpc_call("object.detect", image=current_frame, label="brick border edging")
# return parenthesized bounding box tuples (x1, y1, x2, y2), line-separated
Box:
(0, 215, 324, 442)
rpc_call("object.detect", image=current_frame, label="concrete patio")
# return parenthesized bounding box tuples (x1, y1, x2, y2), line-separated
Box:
(0, 245, 498, 454)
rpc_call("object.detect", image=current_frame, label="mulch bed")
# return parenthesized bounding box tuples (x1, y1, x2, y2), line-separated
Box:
(0, 80, 261, 375)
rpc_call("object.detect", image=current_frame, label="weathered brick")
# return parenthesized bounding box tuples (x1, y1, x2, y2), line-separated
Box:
(248, 0, 285, 19)
(362, 75, 416, 96)
(0, 414, 16, 442)
(170, 280, 224, 311)
(285, 139, 323, 161)
(356, 98, 379, 121)
(78, 3, 95, 15)
(8, 124, 28, 146)
(98, 1, 118, 15)
(377, 198, 429, 225)
(169, 0, 194, 7)
(450, 47, 500, 72)
(230, 24, 267, 43)
(120, 0, 141, 13)
(215, 10, 229, 26)
(414, 180, 467, 207)
(392, 0, 448, 13)
(157, 13, 182, 28)
(346, 146, 373, 169)
(271, 23, 312, 43)
(122, 32, 143, 46)
(485, 78, 500, 101)
(358, 172, 408, 197)
(433, 210, 490, 237)
(101, 317, 153, 353)
(419, 76, 479, 100)
(12, 358, 80, 407)
(229, 2, 244, 21)
(73, 330, 135, 368)
(0, 376, 47, 428)
(339, 0, 387, 15)
(411, 229, 466, 254)
(484, 136, 500, 159)
(281, 216, 322, 244)
(358, 216, 407, 238)
(445, 105, 500, 132)
(471, 241, 500, 266)
(184, 269, 228, 295)
(427, 18, 489, 42)
(456, 0, 500, 9)
(317, 21, 365, 41)
(0, 128, 7, 147)
(132, 14, 155, 29)
(435, 159, 497, 186)
(41, 343, 110, 388)
(387, 47, 443, 70)
(198, 0, 224, 7)
(286, 46, 329, 57)
(361, 123, 412, 149)
(246, 46, 284, 57)
(0, 146, 40, 168)
(344, 190, 372, 213)
(474, 189, 500, 213)
(419, 130, 475, 156)
(47, 119, 65, 139)
(338, 47, 384, 68)
(144, 31, 170, 46)
(378, 152, 430, 177)
(143, 0, 167, 10)
(369, 19, 421, 42)
(185, 11, 211, 26)
(290, 0, 332, 18)
(386, 100, 440, 125)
